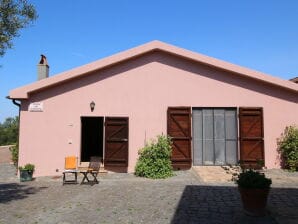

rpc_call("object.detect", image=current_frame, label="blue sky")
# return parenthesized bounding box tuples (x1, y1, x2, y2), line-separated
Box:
(0, 0, 297, 122)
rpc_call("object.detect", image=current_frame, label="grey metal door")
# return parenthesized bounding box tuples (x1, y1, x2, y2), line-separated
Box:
(193, 108, 237, 165)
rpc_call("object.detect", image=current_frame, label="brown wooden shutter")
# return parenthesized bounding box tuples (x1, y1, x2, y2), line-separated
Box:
(239, 107, 264, 168)
(104, 117, 129, 167)
(167, 107, 192, 170)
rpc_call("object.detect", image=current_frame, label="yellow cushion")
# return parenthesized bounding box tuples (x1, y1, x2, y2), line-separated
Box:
(65, 156, 77, 170)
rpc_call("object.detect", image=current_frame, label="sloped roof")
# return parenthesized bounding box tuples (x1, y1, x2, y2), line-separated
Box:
(9, 40, 298, 99)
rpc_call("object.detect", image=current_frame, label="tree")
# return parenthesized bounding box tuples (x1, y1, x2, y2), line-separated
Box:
(0, 0, 37, 57)
(0, 116, 19, 145)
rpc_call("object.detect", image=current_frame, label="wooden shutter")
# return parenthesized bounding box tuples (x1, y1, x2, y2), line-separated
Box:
(167, 107, 192, 170)
(104, 117, 129, 167)
(239, 108, 264, 168)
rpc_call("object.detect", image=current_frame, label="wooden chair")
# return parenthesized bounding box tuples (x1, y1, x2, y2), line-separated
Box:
(80, 156, 101, 185)
(62, 156, 79, 185)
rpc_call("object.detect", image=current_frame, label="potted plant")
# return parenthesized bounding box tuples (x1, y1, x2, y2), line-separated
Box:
(235, 169, 272, 216)
(19, 163, 35, 182)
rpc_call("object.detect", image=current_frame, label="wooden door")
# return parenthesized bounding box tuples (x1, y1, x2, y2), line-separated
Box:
(104, 117, 129, 167)
(239, 108, 264, 168)
(167, 107, 192, 169)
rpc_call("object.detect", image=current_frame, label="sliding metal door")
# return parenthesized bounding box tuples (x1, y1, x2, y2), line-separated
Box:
(193, 108, 237, 165)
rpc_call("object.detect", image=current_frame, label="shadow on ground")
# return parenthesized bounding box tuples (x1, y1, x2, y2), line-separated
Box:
(171, 185, 298, 224)
(0, 183, 47, 204)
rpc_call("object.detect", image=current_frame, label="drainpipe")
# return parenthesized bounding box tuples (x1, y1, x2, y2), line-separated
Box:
(12, 99, 21, 107)
(6, 96, 21, 173)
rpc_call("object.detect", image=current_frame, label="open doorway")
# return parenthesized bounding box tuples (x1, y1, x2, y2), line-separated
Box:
(81, 117, 104, 162)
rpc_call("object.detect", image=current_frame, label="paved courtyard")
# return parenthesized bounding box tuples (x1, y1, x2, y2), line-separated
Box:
(0, 163, 298, 224)
(0, 146, 12, 164)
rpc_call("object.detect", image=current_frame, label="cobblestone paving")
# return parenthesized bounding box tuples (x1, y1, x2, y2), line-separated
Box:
(0, 164, 17, 183)
(0, 164, 297, 224)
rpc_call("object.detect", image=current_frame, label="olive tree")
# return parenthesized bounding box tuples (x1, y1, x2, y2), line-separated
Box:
(0, 0, 37, 57)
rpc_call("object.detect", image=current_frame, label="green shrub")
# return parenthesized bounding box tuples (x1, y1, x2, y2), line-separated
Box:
(135, 134, 174, 179)
(19, 163, 35, 173)
(10, 144, 18, 167)
(277, 125, 298, 171)
(235, 169, 272, 189)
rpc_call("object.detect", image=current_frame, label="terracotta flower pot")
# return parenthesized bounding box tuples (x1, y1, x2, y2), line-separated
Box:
(238, 187, 270, 216)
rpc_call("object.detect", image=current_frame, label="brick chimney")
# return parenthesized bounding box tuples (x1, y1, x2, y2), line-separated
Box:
(37, 54, 49, 80)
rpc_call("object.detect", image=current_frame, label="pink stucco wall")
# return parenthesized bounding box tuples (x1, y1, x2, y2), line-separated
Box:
(18, 51, 298, 177)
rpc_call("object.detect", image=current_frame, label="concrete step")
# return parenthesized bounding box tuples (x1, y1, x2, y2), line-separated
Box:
(98, 168, 108, 173)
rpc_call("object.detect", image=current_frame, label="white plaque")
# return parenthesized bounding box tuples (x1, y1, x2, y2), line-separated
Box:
(29, 102, 43, 112)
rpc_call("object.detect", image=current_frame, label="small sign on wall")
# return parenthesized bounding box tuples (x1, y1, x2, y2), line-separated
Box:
(29, 102, 43, 112)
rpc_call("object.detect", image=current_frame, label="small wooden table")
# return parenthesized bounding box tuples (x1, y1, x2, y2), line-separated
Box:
(62, 170, 79, 185)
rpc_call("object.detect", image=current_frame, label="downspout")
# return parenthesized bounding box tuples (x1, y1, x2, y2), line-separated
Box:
(6, 96, 21, 173)
(12, 99, 21, 107)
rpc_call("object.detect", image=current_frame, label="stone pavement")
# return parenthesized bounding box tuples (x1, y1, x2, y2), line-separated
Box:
(0, 146, 13, 164)
(0, 163, 297, 224)
(193, 165, 298, 188)
(193, 166, 234, 183)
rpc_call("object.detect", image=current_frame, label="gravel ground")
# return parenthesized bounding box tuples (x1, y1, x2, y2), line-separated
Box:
(0, 164, 298, 224)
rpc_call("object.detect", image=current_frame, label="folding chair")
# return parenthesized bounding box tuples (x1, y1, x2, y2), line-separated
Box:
(80, 156, 101, 185)
(62, 156, 79, 185)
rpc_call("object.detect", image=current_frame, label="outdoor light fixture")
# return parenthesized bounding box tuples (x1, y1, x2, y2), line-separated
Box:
(90, 101, 95, 112)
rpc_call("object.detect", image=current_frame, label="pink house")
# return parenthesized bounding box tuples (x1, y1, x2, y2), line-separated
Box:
(9, 41, 298, 177)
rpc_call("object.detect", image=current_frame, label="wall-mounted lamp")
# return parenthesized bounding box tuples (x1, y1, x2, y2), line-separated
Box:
(90, 101, 95, 112)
